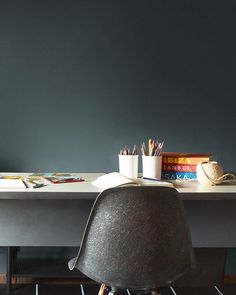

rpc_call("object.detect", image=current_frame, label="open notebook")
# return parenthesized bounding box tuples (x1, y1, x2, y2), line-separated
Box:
(92, 172, 174, 190)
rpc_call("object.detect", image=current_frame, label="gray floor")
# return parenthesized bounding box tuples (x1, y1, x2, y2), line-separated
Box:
(0, 284, 236, 295)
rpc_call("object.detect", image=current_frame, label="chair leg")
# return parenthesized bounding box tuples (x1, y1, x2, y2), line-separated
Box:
(80, 284, 85, 295)
(169, 286, 177, 295)
(137, 291, 160, 295)
(35, 284, 39, 295)
(108, 288, 123, 295)
(126, 290, 131, 295)
(214, 286, 223, 295)
(98, 284, 108, 295)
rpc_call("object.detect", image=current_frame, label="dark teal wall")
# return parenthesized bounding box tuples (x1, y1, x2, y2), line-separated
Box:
(0, 0, 236, 276)
(0, 0, 235, 173)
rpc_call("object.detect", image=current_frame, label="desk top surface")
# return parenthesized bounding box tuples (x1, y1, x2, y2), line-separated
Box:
(0, 172, 236, 200)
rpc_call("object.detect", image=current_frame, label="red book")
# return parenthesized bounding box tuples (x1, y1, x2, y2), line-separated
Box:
(162, 163, 196, 172)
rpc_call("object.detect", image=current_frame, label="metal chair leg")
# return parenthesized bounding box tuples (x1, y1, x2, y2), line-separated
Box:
(214, 286, 223, 295)
(108, 288, 123, 295)
(35, 284, 38, 295)
(80, 284, 85, 295)
(170, 286, 177, 295)
(126, 290, 131, 295)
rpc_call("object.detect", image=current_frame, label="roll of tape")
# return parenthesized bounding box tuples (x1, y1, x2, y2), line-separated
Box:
(196, 161, 224, 186)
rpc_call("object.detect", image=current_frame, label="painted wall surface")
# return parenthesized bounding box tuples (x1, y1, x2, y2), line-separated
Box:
(0, 0, 235, 173)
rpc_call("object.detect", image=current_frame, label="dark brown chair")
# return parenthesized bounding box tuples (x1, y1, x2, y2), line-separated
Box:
(69, 186, 195, 295)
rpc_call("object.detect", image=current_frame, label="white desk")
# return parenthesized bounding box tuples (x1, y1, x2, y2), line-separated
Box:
(0, 173, 236, 247)
(1, 172, 236, 199)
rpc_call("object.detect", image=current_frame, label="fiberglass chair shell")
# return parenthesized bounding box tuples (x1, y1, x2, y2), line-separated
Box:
(69, 186, 195, 292)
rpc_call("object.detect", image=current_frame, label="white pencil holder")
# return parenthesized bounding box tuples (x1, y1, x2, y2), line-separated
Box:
(142, 156, 162, 180)
(118, 155, 139, 179)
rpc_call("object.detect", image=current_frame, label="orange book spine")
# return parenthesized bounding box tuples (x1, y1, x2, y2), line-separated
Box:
(162, 156, 210, 165)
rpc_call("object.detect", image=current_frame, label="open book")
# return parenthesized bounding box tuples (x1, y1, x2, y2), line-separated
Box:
(92, 172, 174, 190)
(0, 178, 26, 189)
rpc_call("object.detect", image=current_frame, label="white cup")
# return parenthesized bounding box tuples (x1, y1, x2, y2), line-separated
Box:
(142, 156, 162, 180)
(118, 155, 139, 179)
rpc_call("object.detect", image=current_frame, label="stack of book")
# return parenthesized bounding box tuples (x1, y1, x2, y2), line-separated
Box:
(161, 153, 212, 180)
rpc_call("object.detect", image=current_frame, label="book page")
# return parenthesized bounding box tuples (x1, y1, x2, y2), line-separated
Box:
(92, 172, 174, 190)
(137, 178, 174, 188)
(92, 172, 138, 190)
(0, 179, 26, 189)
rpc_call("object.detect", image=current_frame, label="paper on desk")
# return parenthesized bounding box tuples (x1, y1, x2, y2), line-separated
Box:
(137, 178, 174, 187)
(0, 178, 26, 188)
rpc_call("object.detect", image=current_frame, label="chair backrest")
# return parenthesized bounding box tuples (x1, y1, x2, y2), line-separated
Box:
(73, 186, 194, 290)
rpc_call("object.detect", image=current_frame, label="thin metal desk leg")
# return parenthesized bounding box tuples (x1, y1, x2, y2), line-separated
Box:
(6, 247, 12, 293)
